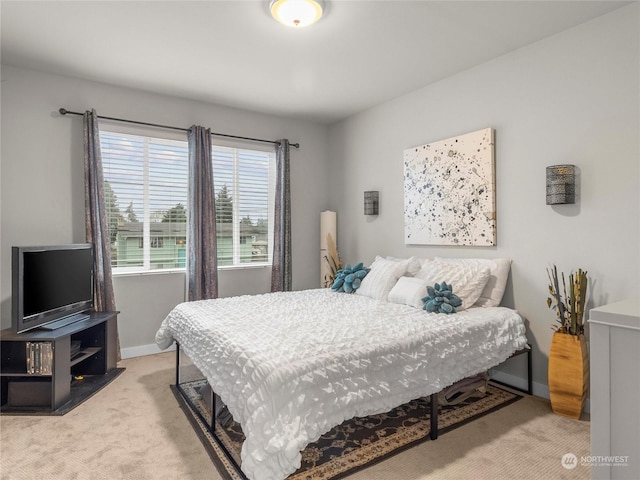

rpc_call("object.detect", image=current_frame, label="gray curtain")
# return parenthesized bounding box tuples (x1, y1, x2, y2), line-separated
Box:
(187, 125, 218, 301)
(83, 109, 119, 359)
(271, 139, 292, 292)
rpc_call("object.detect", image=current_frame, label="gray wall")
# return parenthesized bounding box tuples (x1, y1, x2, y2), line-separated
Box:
(0, 65, 330, 354)
(327, 4, 640, 392)
(1, 4, 638, 392)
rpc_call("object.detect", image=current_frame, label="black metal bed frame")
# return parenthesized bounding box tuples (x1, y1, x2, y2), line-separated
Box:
(173, 342, 531, 479)
(175, 343, 248, 479)
(491, 345, 533, 396)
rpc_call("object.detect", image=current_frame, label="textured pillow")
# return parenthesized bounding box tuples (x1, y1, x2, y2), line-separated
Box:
(356, 256, 409, 301)
(416, 259, 490, 310)
(434, 257, 512, 307)
(331, 262, 369, 293)
(388, 276, 430, 308)
(331, 263, 369, 293)
(422, 282, 463, 314)
(385, 256, 423, 277)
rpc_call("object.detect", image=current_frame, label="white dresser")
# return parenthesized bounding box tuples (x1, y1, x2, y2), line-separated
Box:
(589, 298, 640, 480)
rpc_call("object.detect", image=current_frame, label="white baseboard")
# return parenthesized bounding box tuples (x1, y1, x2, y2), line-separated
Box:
(121, 342, 175, 359)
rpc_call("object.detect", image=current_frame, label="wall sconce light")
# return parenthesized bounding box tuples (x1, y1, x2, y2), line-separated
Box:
(546, 164, 576, 205)
(364, 191, 379, 215)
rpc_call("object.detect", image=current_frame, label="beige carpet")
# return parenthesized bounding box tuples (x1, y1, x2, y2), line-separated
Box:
(0, 352, 590, 480)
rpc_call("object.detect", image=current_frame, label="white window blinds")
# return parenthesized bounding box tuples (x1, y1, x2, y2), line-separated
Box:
(212, 146, 275, 266)
(100, 130, 189, 272)
(99, 127, 274, 273)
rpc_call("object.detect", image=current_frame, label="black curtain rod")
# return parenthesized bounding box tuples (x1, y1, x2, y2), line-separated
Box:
(58, 108, 300, 149)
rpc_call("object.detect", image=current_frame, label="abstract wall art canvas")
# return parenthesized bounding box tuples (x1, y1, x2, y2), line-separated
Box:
(404, 128, 496, 246)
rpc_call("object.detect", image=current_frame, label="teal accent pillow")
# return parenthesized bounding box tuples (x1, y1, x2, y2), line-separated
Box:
(422, 281, 463, 314)
(331, 262, 370, 293)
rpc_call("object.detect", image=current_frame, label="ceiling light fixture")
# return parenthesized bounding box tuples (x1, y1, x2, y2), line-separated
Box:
(270, 0, 324, 28)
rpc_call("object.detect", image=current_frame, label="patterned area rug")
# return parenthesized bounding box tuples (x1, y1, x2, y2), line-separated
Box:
(172, 380, 522, 480)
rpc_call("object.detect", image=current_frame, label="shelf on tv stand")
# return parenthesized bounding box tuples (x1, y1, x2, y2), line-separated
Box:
(70, 347, 102, 367)
(0, 311, 122, 414)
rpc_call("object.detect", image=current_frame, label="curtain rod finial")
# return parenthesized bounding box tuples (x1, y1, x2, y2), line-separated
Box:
(59, 108, 68, 115)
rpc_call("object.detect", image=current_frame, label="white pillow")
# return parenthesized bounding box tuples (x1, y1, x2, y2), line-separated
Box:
(388, 276, 429, 309)
(386, 256, 423, 276)
(434, 257, 512, 307)
(415, 259, 490, 310)
(356, 256, 409, 301)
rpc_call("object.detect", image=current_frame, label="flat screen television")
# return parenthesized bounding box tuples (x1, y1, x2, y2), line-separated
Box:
(12, 244, 94, 334)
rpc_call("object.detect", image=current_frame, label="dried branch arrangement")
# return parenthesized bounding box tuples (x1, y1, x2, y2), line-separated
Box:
(547, 265, 588, 335)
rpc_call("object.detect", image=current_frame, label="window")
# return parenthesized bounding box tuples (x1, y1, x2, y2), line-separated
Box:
(212, 146, 274, 266)
(99, 126, 275, 273)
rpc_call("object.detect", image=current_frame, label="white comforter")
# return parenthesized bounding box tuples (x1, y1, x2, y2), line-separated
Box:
(156, 288, 527, 480)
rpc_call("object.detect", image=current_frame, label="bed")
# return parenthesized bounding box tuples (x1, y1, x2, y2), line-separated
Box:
(155, 256, 528, 480)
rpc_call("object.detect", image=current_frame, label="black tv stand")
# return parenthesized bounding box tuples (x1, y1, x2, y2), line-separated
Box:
(38, 312, 91, 331)
(0, 311, 122, 414)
